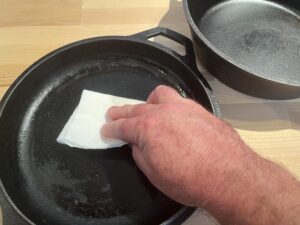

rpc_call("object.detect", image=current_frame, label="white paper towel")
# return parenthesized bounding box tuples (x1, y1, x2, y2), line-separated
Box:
(57, 90, 144, 149)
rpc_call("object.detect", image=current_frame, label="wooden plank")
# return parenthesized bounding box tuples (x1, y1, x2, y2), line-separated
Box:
(81, 8, 169, 25)
(0, 0, 299, 224)
(83, 0, 170, 9)
(0, 0, 82, 27)
(237, 129, 300, 177)
(81, 0, 185, 25)
(0, 64, 28, 86)
(0, 86, 9, 99)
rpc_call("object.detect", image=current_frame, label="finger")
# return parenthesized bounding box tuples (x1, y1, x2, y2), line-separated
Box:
(101, 118, 139, 144)
(107, 103, 157, 121)
(147, 85, 183, 104)
(132, 145, 149, 175)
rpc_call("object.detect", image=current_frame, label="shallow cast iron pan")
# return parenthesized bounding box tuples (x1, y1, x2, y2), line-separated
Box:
(184, 0, 300, 99)
(0, 27, 220, 225)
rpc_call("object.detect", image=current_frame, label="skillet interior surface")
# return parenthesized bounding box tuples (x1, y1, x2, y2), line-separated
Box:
(0, 38, 213, 225)
(189, 0, 300, 86)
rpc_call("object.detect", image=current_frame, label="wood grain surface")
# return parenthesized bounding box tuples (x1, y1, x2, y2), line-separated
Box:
(0, 0, 299, 224)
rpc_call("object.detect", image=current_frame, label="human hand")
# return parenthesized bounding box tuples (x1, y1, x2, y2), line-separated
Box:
(101, 85, 252, 206)
(101, 85, 300, 225)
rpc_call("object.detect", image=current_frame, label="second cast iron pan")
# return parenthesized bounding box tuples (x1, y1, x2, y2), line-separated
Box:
(184, 0, 300, 99)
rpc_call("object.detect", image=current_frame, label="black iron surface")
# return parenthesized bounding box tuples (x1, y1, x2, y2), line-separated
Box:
(0, 28, 219, 225)
(184, 0, 300, 99)
(0, 187, 27, 225)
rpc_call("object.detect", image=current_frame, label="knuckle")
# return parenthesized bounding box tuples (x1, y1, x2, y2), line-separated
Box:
(155, 85, 166, 92)
(154, 85, 170, 96)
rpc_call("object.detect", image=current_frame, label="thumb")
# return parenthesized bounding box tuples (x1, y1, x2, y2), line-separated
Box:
(147, 85, 183, 104)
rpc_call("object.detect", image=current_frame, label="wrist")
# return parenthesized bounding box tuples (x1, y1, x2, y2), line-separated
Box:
(201, 149, 300, 225)
(189, 142, 256, 208)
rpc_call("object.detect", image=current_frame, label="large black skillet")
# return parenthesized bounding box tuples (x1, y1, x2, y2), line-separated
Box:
(184, 0, 300, 99)
(0, 27, 220, 225)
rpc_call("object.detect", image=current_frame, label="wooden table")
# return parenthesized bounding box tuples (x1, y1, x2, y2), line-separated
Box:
(0, 1, 299, 224)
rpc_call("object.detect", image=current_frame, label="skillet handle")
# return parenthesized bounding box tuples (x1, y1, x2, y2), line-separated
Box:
(133, 27, 196, 67)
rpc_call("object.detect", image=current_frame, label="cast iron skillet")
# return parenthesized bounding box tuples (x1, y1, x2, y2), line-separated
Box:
(0, 27, 220, 225)
(184, 0, 300, 99)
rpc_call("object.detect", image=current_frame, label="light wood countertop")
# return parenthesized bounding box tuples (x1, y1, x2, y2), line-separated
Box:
(0, 1, 299, 224)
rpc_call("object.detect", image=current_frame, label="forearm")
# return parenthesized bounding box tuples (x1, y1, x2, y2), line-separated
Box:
(103, 86, 300, 224)
(201, 150, 300, 225)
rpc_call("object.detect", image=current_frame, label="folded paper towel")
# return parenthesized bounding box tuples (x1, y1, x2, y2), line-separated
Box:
(57, 90, 144, 149)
